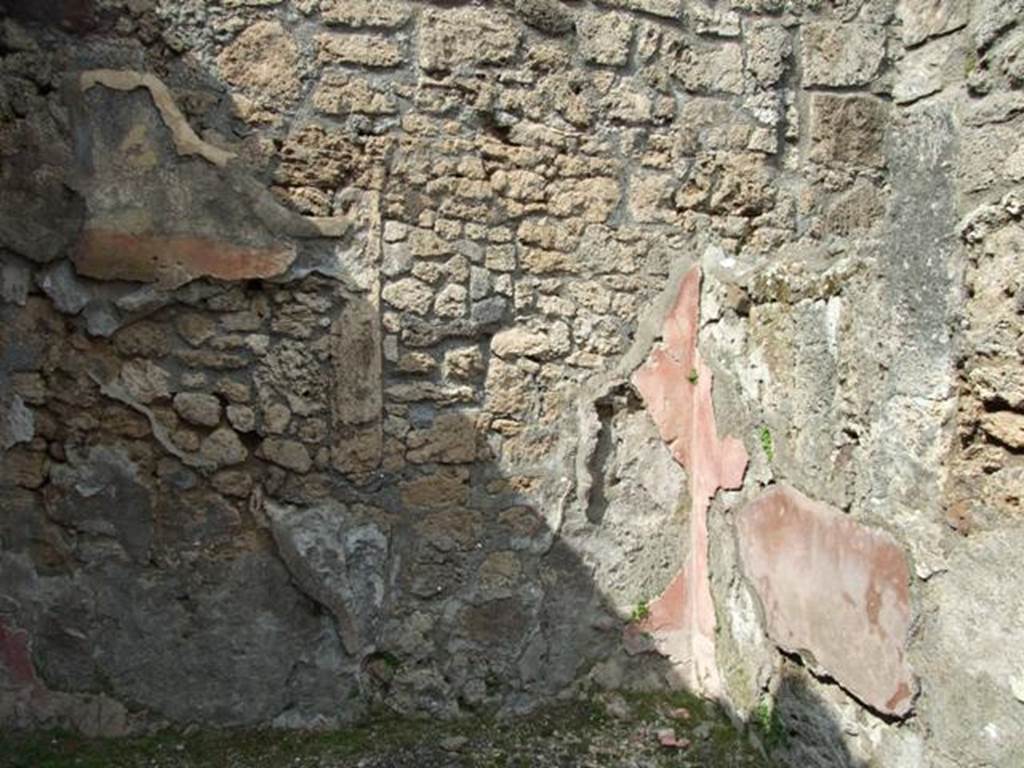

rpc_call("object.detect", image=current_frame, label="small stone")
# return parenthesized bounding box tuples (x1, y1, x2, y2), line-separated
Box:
(331, 423, 383, 474)
(801, 22, 886, 88)
(264, 403, 292, 434)
(259, 438, 313, 473)
(439, 736, 469, 752)
(176, 314, 216, 347)
(443, 346, 484, 380)
(418, 7, 520, 70)
(226, 404, 256, 432)
(198, 427, 248, 468)
(217, 21, 301, 104)
(656, 729, 690, 749)
(434, 284, 468, 318)
(382, 277, 434, 315)
(514, 0, 574, 35)
(601, 0, 679, 18)
(406, 411, 478, 464)
(400, 467, 469, 508)
(809, 94, 888, 168)
(172, 392, 222, 427)
(215, 379, 251, 404)
(469, 267, 493, 300)
(484, 358, 533, 416)
(485, 245, 516, 272)
(893, 34, 965, 105)
(471, 297, 509, 325)
(320, 0, 411, 28)
(491, 323, 571, 360)
(84, 304, 120, 337)
(672, 41, 744, 94)
(393, 352, 434, 377)
(212, 470, 254, 498)
(980, 411, 1024, 449)
(313, 73, 398, 116)
(383, 221, 408, 242)
(316, 32, 405, 68)
(385, 382, 475, 405)
(38, 260, 90, 315)
(578, 12, 634, 67)
(897, 0, 968, 47)
(173, 428, 201, 453)
(1, 394, 34, 450)
(1, 260, 31, 305)
(120, 359, 172, 404)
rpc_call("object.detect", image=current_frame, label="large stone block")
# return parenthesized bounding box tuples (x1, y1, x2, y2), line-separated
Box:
(801, 22, 886, 88)
(735, 484, 915, 716)
(809, 93, 888, 168)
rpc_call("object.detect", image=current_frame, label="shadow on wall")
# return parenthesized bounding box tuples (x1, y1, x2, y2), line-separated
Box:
(0, 2, 871, 765)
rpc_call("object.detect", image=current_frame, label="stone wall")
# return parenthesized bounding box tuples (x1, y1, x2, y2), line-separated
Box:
(0, 0, 1022, 765)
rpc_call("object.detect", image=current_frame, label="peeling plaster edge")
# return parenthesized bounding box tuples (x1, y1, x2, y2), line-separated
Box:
(263, 500, 362, 657)
(562, 254, 698, 530)
(87, 370, 216, 471)
(77, 69, 353, 241)
(80, 69, 235, 168)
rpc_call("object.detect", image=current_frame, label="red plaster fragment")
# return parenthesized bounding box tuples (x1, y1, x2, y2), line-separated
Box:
(0, 618, 41, 691)
(735, 484, 915, 717)
(656, 728, 690, 749)
(72, 229, 296, 288)
(630, 266, 748, 696)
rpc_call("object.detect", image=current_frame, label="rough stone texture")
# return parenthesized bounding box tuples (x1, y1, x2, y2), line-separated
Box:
(1, 2, 1022, 766)
(898, 0, 969, 47)
(418, 8, 521, 70)
(578, 12, 634, 67)
(809, 94, 888, 168)
(736, 485, 914, 717)
(320, 0, 412, 29)
(316, 33, 405, 69)
(801, 22, 886, 88)
(172, 392, 222, 427)
(894, 34, 968, 104)
(216, 21, 301, 106)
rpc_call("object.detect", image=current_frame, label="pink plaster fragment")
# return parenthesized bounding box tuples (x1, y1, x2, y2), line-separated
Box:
(0, 618, 41, 690)
(735, 484, 916, 716)
(630, 266, 749, 695)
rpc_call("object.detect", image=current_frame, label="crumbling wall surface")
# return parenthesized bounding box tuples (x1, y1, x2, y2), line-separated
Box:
(0, 0, 1022, 765)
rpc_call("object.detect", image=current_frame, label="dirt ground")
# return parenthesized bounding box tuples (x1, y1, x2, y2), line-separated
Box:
(0, 692, 776, 768)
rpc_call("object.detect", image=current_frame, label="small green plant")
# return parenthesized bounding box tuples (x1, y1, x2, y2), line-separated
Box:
(964, 49, 978, 77)
(759, 426, 774, 462)
(754, 696, 787, 750)
(687, 367, 699, 384)
(631, 600, 650, 622)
